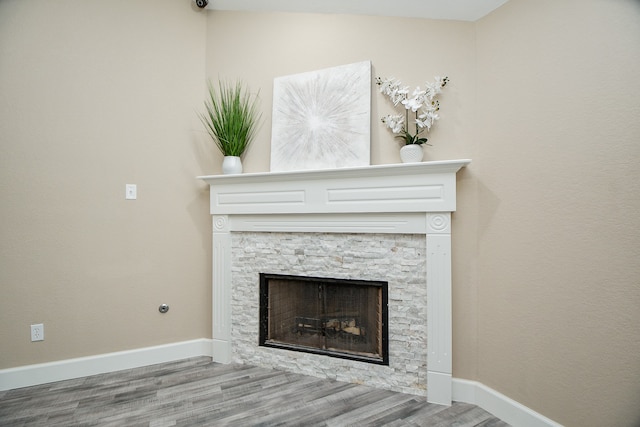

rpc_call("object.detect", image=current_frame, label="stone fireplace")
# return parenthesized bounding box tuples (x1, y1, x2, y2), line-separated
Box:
(199, 160, 470, 405)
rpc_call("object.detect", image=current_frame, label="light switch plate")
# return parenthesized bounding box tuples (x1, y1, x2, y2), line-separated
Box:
(125, 184, 137, 200)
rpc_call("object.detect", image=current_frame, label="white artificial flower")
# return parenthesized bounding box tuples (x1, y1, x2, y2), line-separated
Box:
(417, 110, 439, 129)
(377, 77, 412, 106)
(402, 87, 427, 112)
(425, 76, 446, 100)
(390, 86, 409, 106)
(402, 96, 421, 112)
(382, 114, 405, 134)
(377, 77, 395, 95)
(415, 117, 430, 130)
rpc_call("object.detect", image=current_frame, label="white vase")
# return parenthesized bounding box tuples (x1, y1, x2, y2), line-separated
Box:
(399, 144, 424, 163)
(222, 156, 243, 174)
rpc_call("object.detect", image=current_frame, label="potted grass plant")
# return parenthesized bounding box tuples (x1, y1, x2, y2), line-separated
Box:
(199, 79, 261, 174)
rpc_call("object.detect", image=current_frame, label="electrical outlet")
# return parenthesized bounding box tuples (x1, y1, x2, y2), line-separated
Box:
(31, 323, 44, 342)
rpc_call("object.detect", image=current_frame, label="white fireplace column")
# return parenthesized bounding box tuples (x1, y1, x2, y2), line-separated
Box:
(200, 160, 470, 405)
(211, 214, 232, 364)
(426, 212, 453, 405)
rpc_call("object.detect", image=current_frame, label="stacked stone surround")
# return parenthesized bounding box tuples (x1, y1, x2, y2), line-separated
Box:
(230, 231, 428, 396)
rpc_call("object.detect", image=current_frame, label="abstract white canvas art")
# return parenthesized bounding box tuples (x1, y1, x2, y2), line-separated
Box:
(270, 61, 371, 172)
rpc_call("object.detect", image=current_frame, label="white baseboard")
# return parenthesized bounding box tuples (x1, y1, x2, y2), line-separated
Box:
(0, 339, 213, 391)
(452, 378, 563, 427)
(0, 343, 561, 427)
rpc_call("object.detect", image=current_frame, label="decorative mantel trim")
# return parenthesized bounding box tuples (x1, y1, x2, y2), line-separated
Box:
(199, 160, 469, 215)
(199, 159, 470, 405)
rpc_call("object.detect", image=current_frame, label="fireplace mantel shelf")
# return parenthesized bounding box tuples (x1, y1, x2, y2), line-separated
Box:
(199, 159, 471, 216)
(200, 159, 471, 406)
(198, 159, 470, 184)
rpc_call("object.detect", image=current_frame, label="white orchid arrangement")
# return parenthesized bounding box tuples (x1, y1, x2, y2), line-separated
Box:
(375, 75, 449, 145)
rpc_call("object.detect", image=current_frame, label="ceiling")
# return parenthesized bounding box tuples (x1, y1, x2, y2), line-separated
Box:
(204, 0, 510, 22)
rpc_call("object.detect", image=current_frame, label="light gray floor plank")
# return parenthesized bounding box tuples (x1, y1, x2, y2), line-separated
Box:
(0, 357, 510, 426)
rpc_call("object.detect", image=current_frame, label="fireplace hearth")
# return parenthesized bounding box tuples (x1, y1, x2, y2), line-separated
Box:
(259, 273, 389, 365)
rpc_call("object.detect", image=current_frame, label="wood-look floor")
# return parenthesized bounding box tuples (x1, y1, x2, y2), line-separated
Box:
(0, 357, 509, 426)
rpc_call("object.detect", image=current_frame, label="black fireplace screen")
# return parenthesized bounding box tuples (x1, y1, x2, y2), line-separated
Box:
(259, 273, 389, 365)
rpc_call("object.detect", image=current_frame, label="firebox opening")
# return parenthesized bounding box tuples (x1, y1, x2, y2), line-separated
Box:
(259, 273, 389, 365)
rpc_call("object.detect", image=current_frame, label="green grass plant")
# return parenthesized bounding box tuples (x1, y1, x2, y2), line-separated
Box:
(200, 80, 261, 157)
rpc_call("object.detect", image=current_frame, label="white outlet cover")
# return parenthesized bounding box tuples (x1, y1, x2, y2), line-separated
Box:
(31, 323, 44, 341)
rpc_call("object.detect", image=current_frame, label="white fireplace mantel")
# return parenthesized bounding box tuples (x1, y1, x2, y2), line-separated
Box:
(199, 159, 470, 405)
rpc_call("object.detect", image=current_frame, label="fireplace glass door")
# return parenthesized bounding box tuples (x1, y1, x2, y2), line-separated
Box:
(259, 273, 388, 365)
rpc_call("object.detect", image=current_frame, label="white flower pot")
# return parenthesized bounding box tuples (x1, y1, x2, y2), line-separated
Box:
(400, 144, 424, 163)
(222, 156, 243, 174)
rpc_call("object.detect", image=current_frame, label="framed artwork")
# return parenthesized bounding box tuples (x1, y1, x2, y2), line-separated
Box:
(270, 61, 371, 172)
